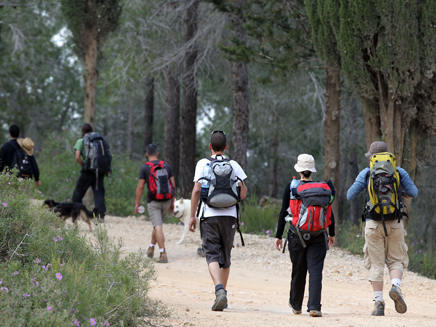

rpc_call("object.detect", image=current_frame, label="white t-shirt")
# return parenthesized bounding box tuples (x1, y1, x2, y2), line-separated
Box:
(193, 155, 247, 218)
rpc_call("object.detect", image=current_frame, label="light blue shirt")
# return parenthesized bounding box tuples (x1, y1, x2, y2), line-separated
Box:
(347, 167, 418, 201)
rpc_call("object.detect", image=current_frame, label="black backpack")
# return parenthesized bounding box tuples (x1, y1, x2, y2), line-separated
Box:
(83, 132, 112, 175)
(11, 142, 33, 178)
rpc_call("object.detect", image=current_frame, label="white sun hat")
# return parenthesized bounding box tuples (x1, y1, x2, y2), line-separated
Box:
(294, 154, 316, 173)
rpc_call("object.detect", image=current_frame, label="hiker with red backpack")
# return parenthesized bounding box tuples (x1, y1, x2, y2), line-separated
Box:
(275, 154, 335, 318)
(347, 141, 418, 316)
(135, 144, 175, 264)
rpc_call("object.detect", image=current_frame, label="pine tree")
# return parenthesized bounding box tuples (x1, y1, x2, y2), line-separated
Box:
(61, 0, 122, 127)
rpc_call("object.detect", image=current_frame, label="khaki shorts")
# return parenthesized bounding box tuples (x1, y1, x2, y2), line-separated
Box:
(363, 219, 409, 282)
(147, 200, 171, 227)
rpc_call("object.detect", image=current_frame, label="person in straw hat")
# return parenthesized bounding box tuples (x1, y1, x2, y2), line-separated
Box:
(0, 124, 41, 187)
(275, 154, 335, 318)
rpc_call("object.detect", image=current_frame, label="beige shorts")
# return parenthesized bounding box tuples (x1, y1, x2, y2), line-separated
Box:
(363, 219, 409, 282)
(147, 200, 171, 227)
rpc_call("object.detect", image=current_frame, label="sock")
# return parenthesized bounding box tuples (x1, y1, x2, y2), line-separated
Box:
(159, 248, 165, 253)
(149, 244, 155, 248)
(215, 284, 224, 292)
(391, 278, 401, 288)
(374, 291, 384, 302)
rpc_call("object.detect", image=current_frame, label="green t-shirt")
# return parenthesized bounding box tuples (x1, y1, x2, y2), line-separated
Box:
(74, 138, 85, 158)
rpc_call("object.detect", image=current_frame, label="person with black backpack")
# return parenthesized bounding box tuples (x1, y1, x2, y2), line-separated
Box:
(0, 124, 41, 187)
(72, 123, 110, 223)
(275, 154, 335, 318)
(347, 141, 418, 316)
(135, 144, 175, 264)
(188, 131, 247, 312)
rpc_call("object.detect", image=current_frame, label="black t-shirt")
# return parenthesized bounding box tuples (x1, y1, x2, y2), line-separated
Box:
(275, 180, 335, 239)
(139, 160, 174, 203)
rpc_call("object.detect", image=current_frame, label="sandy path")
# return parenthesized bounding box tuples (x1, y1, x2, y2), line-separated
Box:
(87, 215, 435, 327)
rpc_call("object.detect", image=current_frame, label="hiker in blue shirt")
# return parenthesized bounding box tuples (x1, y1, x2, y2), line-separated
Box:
(347, 141, 418, 316)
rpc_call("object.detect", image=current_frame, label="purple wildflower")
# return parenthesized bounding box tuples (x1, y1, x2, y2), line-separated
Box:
(74, 319, 80, 326)
(42, 265, 48, 271)
(1, 287, 8, 293)
(56, 273, 62, 280)
(105, 322, 110, 326)
(356, 234, 360, 238)
(53, 237, 58, 242)
(58, 236, 63, 241)
(11, 271, 19, 276)
(47, 307, 53, 311)
(2, 203, 7, 207)
(23, 293, 30, 297)
(90, 318, 96, 326)
(34, 258, 41, 264)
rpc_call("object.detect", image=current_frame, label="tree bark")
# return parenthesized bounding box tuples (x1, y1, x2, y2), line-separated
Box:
(179, 0, 199, 198)
(230, 0, 249, 170)
(143, 75, 154, 156)
(268, 114, 279, 198)
(323, 67, 341, 223)
(127, 106, 134, 157)
(362, 98, 381, 148)
(84, 20, 98, 129)
(164, 66, 180, 184)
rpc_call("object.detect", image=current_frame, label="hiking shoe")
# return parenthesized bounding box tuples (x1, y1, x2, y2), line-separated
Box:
(288, 301, 301, 314)
(157, 251, 168, 263)
(212, 289, 227, 311)
(371, 300, 385, 316)
(197, 246, 206, 257)
(310, 310, 322, 317)
(389, 285, 407, 314)
(147, 246, 154, 258)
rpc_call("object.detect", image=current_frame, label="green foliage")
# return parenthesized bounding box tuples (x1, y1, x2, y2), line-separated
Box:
(239, 195, 280, 237)
(336, 221, 365, 255)
(0, 174, 165, 326)
(60, 0, 123, 59)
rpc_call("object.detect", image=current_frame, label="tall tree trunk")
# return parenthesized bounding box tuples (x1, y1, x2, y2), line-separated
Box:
(143, 75, 154, 156)
(84, 21, 98, 129)
(231, 0, 249, 170)
(347, 97, 361, 225)
(268, 114, 279, 198)
(323, 67, 341, 224)
(127, 106, 134, 157)
(164, 66, 181, 185)
(179, 0, 199, 198)
(363, 98, 381, 147)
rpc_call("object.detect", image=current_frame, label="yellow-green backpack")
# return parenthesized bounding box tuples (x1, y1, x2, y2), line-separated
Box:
(364, 152, 403, 235)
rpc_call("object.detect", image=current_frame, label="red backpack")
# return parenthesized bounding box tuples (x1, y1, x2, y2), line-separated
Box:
(146, 161, 174, 200)
(289, 181, 332, 240)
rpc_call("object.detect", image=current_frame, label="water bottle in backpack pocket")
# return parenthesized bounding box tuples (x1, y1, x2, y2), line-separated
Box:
(199, 155, 241, 208)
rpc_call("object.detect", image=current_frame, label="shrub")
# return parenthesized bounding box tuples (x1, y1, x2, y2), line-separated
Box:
(0, 174, 166, 326)
(239, 195, 281, 238)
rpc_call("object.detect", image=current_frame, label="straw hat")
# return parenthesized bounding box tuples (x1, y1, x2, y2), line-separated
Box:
(365, 141, 388, 159)
(17, 137, 34, 156)
(294, 154, 316, 173)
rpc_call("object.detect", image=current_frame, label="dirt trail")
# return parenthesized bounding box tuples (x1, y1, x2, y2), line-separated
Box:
(92, 215, 435, 327)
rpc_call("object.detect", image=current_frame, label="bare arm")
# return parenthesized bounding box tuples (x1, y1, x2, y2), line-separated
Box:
(75, 150, 83, 166)
(135, 179, 146, 213)
(239, 180, 248, 200)
(169, 176, 176, 212)
(189, 182, 201, 232)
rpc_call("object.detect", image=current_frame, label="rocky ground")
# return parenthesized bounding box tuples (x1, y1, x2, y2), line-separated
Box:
(88, 215, 436, 327)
